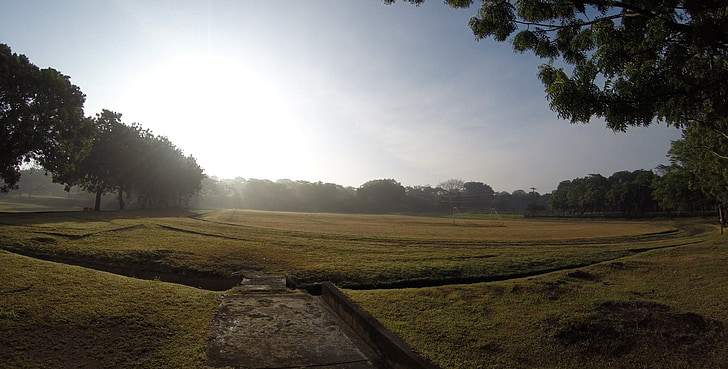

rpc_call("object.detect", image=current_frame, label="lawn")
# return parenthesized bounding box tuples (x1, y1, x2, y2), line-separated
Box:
(0, 250, 218, 369)
(346, 230, 728, 369)
(0, 209, 696, 289)
(0, 209, 724, 368)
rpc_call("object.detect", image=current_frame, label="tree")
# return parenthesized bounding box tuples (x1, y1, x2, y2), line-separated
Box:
(667, 124, 728, 229)
(438, 178, 466, 208)
(549, 180, 572, 215)
(134, 134, 205, 209)
(1, 44, 95, 192)
(606, 170, 656, 215)
(356, 179, 406, 213)
(652, 163, 711, 214)
(462, 181, 495, 210)
(390, 1, 727, 131)
(74, 110, 145, 211)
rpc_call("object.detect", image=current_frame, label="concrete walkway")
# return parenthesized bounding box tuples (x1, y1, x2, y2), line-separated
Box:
(206, 275, 383, 369)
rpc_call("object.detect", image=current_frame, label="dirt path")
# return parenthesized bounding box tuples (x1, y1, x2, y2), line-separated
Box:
(206, 275, 384, 369)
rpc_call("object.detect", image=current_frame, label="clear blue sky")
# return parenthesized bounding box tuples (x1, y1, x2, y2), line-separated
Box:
(1, 1, 681, 192)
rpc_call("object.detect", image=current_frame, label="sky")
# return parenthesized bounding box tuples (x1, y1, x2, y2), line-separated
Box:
(0, 1, 682, 193)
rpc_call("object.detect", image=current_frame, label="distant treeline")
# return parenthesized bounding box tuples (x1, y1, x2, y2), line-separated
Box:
(3, 167, 713, 216)
(191, 177, 548, 214)
(193, 169, 711, 216)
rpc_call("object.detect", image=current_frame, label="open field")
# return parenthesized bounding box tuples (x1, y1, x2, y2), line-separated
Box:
(0, 209, 695, 289)
(347, 235, 728, 368)
(1, 209, 725, 368)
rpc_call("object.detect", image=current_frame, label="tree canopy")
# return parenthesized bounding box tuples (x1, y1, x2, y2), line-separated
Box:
(390, 0, 728, 131)
(662, 123, 728, 225)
(0, 44, 94, 192)
(73, 110, 205, 211)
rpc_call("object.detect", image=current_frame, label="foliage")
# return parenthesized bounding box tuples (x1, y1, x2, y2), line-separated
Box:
(0, 44, 95, 192)
(664, 124, 728, 224)
(134, 134, 206, 209)
(356, 178, 407, 213)
(194, 177, 545, 214)
(391, 0, 728, 132)
(72, 110, 205, 210)
(549, 170, 657, 215)
(652, 163, 712, 214)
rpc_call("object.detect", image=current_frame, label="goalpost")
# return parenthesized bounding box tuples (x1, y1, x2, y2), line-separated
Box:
(452, 207, 505, 227)
(489, 208, 505, 227)
(452, 207, 468, 226)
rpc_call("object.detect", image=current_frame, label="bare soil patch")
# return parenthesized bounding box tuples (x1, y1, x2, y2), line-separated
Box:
(554, 300, 726, 364)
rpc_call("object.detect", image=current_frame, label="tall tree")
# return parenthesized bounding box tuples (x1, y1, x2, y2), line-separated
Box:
(74, 110, 145, 211)
(462, 181, 495, 210)
(134, 134, 205, 209)
(390, 1, 727, 132)
(667, 124, 728, 229)
(652, 163, 711, 214)
(1, 44, 94, 191)
(357, 179, 406, 213)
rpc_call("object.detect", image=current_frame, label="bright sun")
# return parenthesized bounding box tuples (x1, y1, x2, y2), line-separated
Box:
(124, 53, 314, 180)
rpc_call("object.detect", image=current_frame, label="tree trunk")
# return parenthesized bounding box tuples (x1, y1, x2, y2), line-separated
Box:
(118, 188, 125, 210)
(719, 205, 724, 235)
(94, 190, 103, 211)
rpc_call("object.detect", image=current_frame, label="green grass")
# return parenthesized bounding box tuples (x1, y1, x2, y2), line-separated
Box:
(0, 250, 219, 369)
(1, 209, 724, 368)
(345, 232, 728, 369)
(0, 209, 700, 289)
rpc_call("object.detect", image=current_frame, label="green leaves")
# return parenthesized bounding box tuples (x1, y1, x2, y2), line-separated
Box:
(1, 44, 93, 192)
(462, 0, 728, 131)
(470, 0, 517, 42)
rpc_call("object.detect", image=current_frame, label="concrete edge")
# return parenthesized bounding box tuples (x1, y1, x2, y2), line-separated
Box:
(321, 282, 443, 369)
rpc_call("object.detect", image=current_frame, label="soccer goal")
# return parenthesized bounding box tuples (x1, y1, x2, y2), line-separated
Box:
(452, 207, 468, 226)
(452, 207, 505, 227)
(489, 208, 505, 227)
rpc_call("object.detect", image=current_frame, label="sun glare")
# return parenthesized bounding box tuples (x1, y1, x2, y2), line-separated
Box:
(125, 53, 314, 179)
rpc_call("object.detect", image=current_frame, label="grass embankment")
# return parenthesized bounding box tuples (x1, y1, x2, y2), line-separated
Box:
(0, 250, 218, 369)
(346, 232, 728, 369)
(0, 209, 694, 289)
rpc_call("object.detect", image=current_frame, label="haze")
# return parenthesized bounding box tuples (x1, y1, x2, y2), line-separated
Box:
(0, 1, 681, 192)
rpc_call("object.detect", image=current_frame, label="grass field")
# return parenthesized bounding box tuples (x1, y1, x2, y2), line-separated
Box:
(1, 209, 725, 368)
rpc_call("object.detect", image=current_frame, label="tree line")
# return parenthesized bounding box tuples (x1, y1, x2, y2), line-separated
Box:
(1, 44, 204, 210)
(194, 177, 549, 215)
(195, 168, 717, 217)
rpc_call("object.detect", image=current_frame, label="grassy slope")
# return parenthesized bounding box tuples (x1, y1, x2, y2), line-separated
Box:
(346, 228, 728, 369)
(0, 250, 219, 369)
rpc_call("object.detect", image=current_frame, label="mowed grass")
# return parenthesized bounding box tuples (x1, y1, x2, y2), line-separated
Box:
(0, 209, 694, 289)
(346, 233, 728, 369)
(202, 209, 673, 241)
(0, 250, 219, 369)
(0, 209, 723, 368)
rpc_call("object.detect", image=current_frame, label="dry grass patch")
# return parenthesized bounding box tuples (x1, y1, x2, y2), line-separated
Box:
(201, 209, 675, 241)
